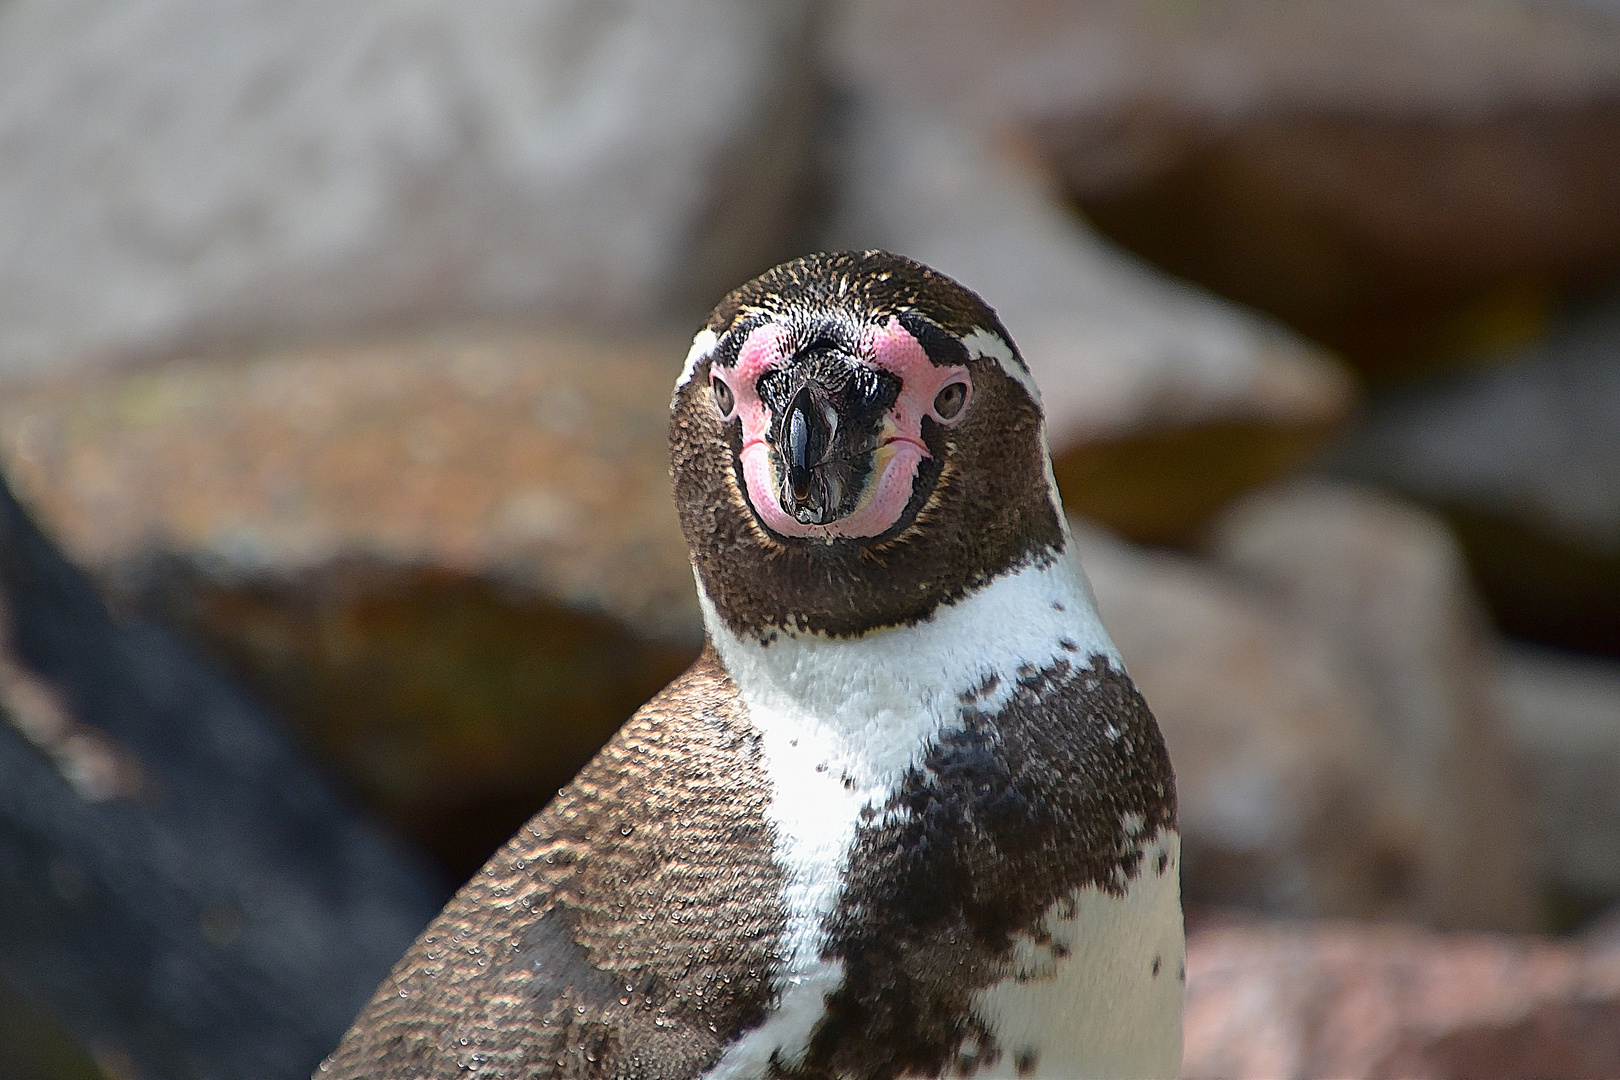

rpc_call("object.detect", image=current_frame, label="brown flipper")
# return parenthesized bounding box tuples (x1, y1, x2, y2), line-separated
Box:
(318, 647, 785, 1080)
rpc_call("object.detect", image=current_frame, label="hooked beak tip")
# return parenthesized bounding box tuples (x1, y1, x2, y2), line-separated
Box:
(790, 474, 812, 503)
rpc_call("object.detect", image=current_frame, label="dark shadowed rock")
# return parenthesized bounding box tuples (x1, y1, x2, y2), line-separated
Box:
(0, 978, 106, 1080)
(1334, 294, 1620, 656)
(0, 468, 442, 1079)
(1500, 643, 1620, 926)
(1207, 480, 1537, 931)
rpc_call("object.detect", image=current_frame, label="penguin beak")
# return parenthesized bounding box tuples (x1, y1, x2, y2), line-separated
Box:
(760, 357, 900, 529)
(723, 312, 969, 541)
(778, 380, 841, 525)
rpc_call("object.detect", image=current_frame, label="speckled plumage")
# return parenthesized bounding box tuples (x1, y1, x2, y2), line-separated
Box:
(778, 654, 1177, 1077)
(321, 252, 1181, 1080)
(318, 650, 786, 1077)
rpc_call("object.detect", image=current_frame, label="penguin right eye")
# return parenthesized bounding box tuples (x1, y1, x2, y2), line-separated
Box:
(933, 380, 968, 422)
(710, 374, 736, 419)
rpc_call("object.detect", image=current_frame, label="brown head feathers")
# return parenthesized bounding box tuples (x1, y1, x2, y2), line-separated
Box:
(670, 251, 1065, 641)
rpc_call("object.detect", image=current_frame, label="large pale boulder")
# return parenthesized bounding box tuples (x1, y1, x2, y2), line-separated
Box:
(0, 0, 813, 382)
(1207, 480, 1538, 930)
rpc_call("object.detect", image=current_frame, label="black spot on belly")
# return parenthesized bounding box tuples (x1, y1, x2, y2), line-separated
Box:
(779, 656, 1177, 1078)
(1152, 955, 1161, 977)
(1015, 1048, 1040, 1076)
(1156, 849, 1169, 875)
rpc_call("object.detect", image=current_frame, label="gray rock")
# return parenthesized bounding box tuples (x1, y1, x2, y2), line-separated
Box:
(1071, 520, 1434, 921)
(1207, 480, 1538, 931)
(831, 0, 1620, 122)
(1500, 643, 1620, 912)
(1342, 304, 1620, 553)
(0, 0, 813, 381)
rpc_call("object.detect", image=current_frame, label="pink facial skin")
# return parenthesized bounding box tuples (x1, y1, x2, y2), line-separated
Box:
(711, 317, 970, 540)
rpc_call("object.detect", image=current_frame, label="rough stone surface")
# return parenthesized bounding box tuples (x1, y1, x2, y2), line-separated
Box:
(1335, 294, 1620, 655)
(1182, 918, 1620, 1079)
(830, 0, 1620, 375)
(0, 326, 698, 638)
(1072, 521, 1434, 921)
(1501, 644, 1620, 921)
(823, 98, 1355, 542)
(0, 326, 702, 876)
(0, 0, 814, 381)
(1207, 480, 1538, 931)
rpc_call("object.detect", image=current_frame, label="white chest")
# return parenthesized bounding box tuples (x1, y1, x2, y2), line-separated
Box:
(698, 551, 1181, 1079)
(968, 832, 1185, 1079)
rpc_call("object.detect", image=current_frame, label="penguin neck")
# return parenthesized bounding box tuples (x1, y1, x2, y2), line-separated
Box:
(695, 533, 1124, 783)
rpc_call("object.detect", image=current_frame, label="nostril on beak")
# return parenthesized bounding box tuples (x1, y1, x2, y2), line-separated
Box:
(785, 385, 826, 512)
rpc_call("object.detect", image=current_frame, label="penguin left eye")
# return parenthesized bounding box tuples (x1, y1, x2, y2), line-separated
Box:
(711, 374, 736, 419)
(932, 380, 969, 422)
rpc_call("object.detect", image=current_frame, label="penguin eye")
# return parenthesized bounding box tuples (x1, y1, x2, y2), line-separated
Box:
(710, 374, 736, 419)
(933, 380, 968, 422)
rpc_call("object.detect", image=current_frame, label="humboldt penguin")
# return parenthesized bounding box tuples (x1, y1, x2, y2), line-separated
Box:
(319, 250, 1182, 1079)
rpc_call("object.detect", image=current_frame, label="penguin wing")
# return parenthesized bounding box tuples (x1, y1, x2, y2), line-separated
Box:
(316, 648, 786, 1080)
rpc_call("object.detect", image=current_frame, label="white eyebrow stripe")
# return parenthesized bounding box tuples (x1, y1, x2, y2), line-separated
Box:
(962, 326, 1041, 407)
(675, 327, 720, 392)
(961, 325, 1063, 521)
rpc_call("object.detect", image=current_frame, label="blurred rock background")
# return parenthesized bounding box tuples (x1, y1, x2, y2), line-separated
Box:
(0, 0, 1616, 1076)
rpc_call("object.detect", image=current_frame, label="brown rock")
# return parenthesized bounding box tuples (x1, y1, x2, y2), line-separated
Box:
(831, 0, 1620, 377)
(1183, 918, 1620, 1079)
(1207, 480, 1538, 931)
(1072, 521, 1433, 921)
(0, 325, 703, 876)
(824, 97, 1355, 543)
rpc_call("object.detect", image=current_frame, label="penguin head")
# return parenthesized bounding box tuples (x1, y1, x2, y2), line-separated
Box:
(670, 250, 1066, 639)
